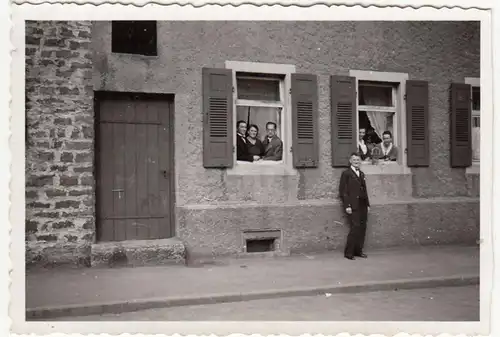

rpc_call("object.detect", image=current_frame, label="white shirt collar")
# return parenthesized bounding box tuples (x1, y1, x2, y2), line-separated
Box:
(359, 140, 367, 154)
(351, 165, 360, 176)
(382, 143, 393, 155)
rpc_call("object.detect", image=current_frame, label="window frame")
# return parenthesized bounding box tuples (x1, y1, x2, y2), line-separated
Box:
(235, 74, 285, 152)
(350, 70, 411, 175)
(465, 77, 480, 174)
(358, 81, 399, 149)
(225, 61, 297, 176)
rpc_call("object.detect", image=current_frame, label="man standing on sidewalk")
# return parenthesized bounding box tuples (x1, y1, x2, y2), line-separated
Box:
(339, 152, 370, 260)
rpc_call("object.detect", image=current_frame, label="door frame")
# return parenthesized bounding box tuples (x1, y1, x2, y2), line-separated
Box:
(94, 91, 176, 241)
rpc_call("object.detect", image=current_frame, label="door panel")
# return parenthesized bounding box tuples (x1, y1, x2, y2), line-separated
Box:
(97, 95, 173, 242)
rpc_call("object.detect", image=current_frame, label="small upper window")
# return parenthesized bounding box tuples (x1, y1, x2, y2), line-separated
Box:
(111, 21, 157, 56)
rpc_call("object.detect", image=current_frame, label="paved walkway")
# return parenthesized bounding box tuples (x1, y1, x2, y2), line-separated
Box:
(26, 245, 479, 311)
(57, 285, 480, 321)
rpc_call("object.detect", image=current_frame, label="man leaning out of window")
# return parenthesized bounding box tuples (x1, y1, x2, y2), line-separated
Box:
(262, 122, 283, 161)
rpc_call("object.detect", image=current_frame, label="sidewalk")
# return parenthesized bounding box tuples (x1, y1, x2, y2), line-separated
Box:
(26, 245, 479, 319)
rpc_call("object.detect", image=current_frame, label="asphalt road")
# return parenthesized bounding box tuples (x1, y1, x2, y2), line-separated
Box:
(57, 285, 479, 321)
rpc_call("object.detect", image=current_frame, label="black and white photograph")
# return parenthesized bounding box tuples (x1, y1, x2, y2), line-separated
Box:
(6, 1, 497, 336)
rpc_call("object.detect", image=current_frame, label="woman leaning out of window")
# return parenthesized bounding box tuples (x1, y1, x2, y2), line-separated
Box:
(246, 124, 265, 161)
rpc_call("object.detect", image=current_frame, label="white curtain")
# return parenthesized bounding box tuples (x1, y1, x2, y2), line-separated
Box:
(363, 94, 388, 140)
(236, 106, 281, 140)
(365, 112, 387, 140)
(472, 126, 480, 161)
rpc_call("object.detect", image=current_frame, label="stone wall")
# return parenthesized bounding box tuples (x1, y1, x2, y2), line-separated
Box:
(25, 21, 95, 267)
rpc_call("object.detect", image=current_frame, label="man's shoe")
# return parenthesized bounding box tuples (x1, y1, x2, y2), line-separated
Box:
(356, 253, 368, 258)
(344, 255, 355, 260)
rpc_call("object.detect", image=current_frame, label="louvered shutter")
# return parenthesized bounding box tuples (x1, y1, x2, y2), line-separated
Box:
(331, 76, 357, 167)
(450, 83, 472, 167)
(202, 68, 233, 168)
(291, 74, 319, 168)
(406, 80, 430, 167)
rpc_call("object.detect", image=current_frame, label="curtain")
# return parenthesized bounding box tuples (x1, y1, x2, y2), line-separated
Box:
(236, 106, 281, 140)
(365, 111, 387, 140)
(472, 126, 480, 161)
(363, 94, 389, 139)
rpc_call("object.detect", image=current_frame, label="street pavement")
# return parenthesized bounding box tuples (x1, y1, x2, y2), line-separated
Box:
(56, 285, 479, 321)
(26, 245, 479, 319)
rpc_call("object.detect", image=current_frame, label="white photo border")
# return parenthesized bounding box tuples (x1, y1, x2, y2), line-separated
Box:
(5, 1, 497, 336)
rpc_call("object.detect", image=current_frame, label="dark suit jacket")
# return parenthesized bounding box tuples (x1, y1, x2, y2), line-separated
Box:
(339, 167, 370, 211)
(262, 136, 283, 161)
(237, 134, 254, 162)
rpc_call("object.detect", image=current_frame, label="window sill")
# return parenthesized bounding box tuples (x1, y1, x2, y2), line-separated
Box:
(227, 161, 296, 176)
(466, 162, 480, 175)
(110, 53, 160, 60)
(361, 161, 412, 175)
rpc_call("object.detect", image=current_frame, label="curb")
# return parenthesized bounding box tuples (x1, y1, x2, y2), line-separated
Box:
(26, 274, 479, 320)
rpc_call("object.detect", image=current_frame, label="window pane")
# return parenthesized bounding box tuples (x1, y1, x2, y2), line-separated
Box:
(472, 87, 480, 111)
(359, 82, 393, 107)
(236, 106, 282, 139)
(237, 78, 280, 101)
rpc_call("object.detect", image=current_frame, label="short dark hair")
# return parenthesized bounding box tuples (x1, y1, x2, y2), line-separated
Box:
(237, 120, 247, 128)
(266, 122, 277, 130)
(382, 131, 393, 138)
(248, 124, 259, 133)
(350, 152, 361, 159)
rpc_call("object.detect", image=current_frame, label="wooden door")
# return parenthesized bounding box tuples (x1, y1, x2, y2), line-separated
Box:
(96, 93, 174, 242)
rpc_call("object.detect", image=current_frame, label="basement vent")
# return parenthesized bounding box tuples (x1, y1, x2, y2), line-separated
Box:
(246, 238, 276, 253)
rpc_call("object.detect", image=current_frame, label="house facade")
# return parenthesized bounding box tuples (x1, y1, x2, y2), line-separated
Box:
(25, 20, 480, 267)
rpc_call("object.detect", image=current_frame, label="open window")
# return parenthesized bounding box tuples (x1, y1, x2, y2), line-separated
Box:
(202, 62, 319, 173)
(357, 81, 399, 165)
(235, 73, 285, 165)
(470, 84, 480, 163)
(332, 71, 427, 171)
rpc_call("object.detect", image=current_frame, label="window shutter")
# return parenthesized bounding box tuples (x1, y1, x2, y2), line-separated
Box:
(406, 80, 430, 167)
(331, 76, 357, 167)
(202, 67, 233, 168)
(450, 83, 472, 167)
(291, 74, 319, 168)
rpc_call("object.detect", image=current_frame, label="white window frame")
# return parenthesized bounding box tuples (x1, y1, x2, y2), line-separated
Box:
(358, 81, 399, 150)
(465, 77, 480, 174)
(225, 61, 297, 176)
(350, 70, 411, 175)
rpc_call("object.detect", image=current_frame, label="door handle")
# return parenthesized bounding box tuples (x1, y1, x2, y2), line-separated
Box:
(161, 170, 168, 178)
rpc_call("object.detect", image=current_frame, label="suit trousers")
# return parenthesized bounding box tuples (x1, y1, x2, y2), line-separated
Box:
(344, 199, 368, 257)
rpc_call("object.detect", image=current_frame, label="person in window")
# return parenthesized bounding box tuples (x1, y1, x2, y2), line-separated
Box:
(358, 128, 371, 161)
(378, 130, 398, 161)
(246, 124, 264, 160)
(262, 122, 283, 161)
(236, 120, 259, 162)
